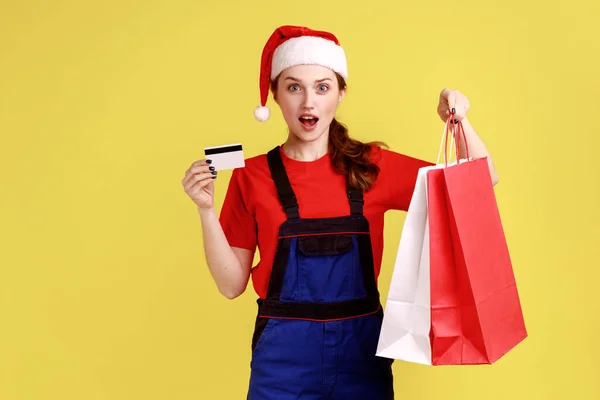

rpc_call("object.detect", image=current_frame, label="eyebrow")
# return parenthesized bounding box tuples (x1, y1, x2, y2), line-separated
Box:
(284, 77, 333, 83)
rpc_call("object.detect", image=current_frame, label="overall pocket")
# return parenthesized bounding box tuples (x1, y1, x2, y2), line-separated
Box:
(251, 316, 278, 358)
(292, 234, 366, 302)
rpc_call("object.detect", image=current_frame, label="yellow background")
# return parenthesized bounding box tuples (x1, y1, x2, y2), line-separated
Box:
(1, 0, 598, 399)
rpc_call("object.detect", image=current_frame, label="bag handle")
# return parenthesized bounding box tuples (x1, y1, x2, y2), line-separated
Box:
(436, 109, 469, 166)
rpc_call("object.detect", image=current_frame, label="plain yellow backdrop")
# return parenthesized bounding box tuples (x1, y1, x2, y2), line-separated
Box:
(1, 0, 599, 399)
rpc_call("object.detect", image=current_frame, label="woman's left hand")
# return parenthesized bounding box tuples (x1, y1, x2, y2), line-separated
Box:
(437, 88, 470, 123)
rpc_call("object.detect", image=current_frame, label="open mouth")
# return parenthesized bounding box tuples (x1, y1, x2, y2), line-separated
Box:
(299, 115, 319, 128)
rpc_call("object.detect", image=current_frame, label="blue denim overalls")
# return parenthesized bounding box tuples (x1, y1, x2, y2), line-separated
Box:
(247, 147, 394, 399)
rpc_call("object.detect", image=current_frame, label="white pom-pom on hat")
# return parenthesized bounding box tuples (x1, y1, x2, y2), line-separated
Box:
(254, 25, 348, 122)
(254, 105, 270, 122)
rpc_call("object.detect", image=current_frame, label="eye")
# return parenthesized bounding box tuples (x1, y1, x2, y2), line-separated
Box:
(287, 84, 300, 92)
(318, 84, 329, 92)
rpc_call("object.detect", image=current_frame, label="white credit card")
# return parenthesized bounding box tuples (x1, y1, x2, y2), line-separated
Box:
(204, 143, 245, 171)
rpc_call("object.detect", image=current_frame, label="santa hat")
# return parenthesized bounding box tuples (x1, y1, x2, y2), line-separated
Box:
(254, 25, 348, 122)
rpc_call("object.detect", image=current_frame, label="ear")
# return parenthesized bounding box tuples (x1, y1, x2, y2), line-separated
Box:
(338, 87, 346, 104)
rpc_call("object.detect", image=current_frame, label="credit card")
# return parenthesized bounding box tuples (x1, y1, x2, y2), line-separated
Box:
(204, 143, 245, 171)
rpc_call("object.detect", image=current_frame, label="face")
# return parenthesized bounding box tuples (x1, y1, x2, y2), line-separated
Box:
(273, 64, 346, 142)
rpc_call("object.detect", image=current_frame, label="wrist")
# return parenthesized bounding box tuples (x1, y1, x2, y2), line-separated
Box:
(197, 206, 217, 218)
(458, 115, 471, 128)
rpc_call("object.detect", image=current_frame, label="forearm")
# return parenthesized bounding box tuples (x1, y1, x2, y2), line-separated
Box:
(197, 207, 250, 299)
(455, 116, 499, 185)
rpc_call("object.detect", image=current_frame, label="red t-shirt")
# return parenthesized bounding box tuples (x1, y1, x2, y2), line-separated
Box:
(219, 145, 433, 299)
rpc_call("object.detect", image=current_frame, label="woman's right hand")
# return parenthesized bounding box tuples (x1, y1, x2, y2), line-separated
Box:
(181, 159, 217, 209)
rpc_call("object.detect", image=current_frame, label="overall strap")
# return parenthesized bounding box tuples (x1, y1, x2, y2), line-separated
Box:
(347, 188, 364, 216)
(267, 147, 300, 220)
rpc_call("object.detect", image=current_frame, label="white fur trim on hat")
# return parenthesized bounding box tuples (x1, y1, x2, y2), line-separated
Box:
(270, 36, 348, 81)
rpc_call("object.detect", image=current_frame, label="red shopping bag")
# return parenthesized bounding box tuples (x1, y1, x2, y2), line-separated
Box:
(427, 120, 527, 365)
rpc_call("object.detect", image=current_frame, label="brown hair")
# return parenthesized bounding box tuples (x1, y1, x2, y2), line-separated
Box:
(272, 73, 387, 191)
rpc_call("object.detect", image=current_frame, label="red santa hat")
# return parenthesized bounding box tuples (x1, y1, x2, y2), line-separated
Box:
(254, 25, 348, 122)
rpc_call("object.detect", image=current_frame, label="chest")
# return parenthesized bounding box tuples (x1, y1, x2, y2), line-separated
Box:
(249, 168, 385, 234)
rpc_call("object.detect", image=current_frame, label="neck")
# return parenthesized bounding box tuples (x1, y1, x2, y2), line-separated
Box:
(282, 130, 330, 161)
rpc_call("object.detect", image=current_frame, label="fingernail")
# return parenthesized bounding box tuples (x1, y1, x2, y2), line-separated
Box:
(451, 108, 456, 114)
(209, 166, 215, 171)
(206, 159, 212, 164)
(212, 176, 217, 179)
(211, 171, 217, 175)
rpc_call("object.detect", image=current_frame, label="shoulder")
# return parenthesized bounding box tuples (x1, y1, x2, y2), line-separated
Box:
(365, 145, 433, 210)
(229, 151, 271, 187)
(241, 152, 269, 172)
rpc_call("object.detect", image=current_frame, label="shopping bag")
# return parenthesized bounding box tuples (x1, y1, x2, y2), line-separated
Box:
(375, 164, 435, 364)
(429, 126, 527, 364)
(378, 117, 527, 365)
(428, 120, 526, 365)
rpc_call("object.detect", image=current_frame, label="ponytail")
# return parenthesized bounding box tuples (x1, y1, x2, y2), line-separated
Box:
(328, 117, 387, 192)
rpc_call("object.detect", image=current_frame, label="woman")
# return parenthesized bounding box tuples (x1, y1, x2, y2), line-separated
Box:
(181, 25, 499, 400)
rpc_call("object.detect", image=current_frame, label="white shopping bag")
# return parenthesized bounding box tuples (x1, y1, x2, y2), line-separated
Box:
(375, 165, 435, 364)
(376, 122, 466, 365)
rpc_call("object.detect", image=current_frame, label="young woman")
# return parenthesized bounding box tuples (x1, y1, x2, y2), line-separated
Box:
(181, 25, 499, 400)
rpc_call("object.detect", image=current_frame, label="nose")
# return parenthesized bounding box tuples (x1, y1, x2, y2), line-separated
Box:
(302, 91, 315, 109)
